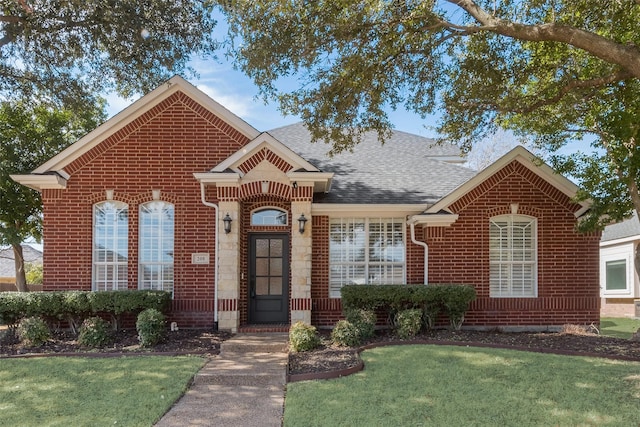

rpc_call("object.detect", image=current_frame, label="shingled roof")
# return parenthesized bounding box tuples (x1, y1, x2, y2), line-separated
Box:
(268, 123, 476, 205)
(601, 211, 640, 242)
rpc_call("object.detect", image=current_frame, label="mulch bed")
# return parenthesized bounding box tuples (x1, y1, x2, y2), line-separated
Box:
(0, 328, 231, 357)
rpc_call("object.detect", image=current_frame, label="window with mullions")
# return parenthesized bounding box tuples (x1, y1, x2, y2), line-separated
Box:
(329, 218, 405, 298)
(139, 201, 174, 293)
(93, 201, 128, 291)
(251, 208, 288, 226)
(489, 215, 537, 297)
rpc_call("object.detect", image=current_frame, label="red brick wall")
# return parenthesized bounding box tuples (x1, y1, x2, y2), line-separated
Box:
(42, 91, 249, 328)
(310, 160, 601, 328)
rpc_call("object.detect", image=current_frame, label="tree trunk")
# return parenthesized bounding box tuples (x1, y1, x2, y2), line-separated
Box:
(12, 244, 28, 292)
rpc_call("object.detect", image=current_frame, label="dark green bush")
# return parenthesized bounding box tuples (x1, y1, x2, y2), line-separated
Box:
(136, 308, 166, 347)
(341, 284, 476, 330)
(331, 320, 362, 347)
(344, 308, 376, 341)
(395, 309, 423, 339)
(289, 321, 321, 352)
(440, 285, 477, 330)
(16, 316, 50, 346)
(0, 290, 172, 332)
(78, 317, 112, 348)
(0, 293, 28, 328)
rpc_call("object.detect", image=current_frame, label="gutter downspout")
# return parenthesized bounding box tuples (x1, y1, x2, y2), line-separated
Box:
(200, 182, 219, 330)
(409, 221, 429, 285)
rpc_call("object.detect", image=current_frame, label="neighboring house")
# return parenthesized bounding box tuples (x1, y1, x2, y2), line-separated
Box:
(0, 245, 43, 291)
(12, 76, 600, 332)
(600, 211, 640, 317)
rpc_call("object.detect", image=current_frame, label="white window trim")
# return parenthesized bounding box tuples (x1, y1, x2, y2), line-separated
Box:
(600, 244, 634, 297)
(138, 201, 174, 294)
(329, 217, 406, 298)
(92, 201, 128, 291)
(489, 214, 538, 298)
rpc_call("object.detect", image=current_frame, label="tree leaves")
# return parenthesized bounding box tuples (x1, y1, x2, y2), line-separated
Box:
(0, 0, 218, 112)
(221, 0, 640, 229)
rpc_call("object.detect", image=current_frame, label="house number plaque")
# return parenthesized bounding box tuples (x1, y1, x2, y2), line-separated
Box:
(191, 253, 210, 265)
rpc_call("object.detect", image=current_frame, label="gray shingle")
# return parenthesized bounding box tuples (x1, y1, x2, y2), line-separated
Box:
(0, 245, 42, 278)
(601, 211, 640, 242)
(268, 123, 476, 204)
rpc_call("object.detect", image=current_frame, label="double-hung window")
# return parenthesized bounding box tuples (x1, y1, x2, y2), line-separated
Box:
(139, 201, 174, 293)
(329, 217, 405, 297)
(489, 215, 537, 297)
(93, 201, 128, 291)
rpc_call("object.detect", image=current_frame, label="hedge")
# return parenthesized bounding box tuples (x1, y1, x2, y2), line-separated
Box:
(341, 284, 477, 330)
(0, 290, 171, 331)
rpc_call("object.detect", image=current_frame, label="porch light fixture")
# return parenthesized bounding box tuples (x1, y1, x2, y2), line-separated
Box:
(298, 214, 308, 234)
(223, 213, 232, 234)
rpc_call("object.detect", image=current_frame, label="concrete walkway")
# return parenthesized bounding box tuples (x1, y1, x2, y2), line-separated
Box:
(155, 333, 289, 427)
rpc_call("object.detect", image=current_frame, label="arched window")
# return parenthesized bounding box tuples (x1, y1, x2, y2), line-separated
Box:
(93, 201, 128, 291)
(139, 201, 174, 293)
(251, 208, 288, 226)
(489, 215, 537, 297)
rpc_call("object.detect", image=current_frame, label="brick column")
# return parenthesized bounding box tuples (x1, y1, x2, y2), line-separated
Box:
(217, 201, 240, 332)
(290, 200, 312, 324)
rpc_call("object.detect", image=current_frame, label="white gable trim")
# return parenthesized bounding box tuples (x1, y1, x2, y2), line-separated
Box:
(426, 146, 590, 217)
(33, 76, 260, 175)
(10, 174, 67, 190)
(212, 132, 320, 173)
(408, 214, 459, 227)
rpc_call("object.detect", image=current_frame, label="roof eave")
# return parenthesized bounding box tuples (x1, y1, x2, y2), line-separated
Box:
(10, 174, 67, 191)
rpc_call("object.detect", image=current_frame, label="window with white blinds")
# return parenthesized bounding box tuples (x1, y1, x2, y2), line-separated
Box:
(329, 218, 405, 298)
(93, 201, 128, 291)
(139, 201, 174, 294)
(489, 215, 537, 297)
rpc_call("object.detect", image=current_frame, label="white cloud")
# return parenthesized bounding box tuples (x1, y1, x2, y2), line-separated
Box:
(196, 83, 253, 118)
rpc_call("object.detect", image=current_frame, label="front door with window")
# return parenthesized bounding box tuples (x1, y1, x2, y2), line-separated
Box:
(249, 234, 289, 323)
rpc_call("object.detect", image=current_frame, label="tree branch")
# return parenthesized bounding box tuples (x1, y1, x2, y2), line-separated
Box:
(511, 70, 634, 114)
(448, 0, 640, 79)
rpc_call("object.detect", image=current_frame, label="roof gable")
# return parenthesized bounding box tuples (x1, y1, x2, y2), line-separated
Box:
(212, 132, 321, 174)
(33, 76, 260, 176)
(425, 146, 590, 217)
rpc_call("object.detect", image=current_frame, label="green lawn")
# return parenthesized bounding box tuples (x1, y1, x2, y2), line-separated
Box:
(600, 317, 640, 339)
(284, 345, 640, 426)
(0, 356, 205, 427)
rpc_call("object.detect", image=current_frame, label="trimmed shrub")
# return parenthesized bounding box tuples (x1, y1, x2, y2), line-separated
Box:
(78, 317, 112, 348)
(136, 308, 166, 347)
(395, 309, 423, 339)
(331, 320, 362, 347)
(341, 284, 476, 330)
(440, 285, 476, 330)
(289, 321, 321, 352)
(344, 308, 376, 341)
(16, 316, 50, 346)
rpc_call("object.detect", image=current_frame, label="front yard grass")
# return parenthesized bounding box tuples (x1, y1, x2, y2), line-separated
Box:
(0, 356, 205, 426)
(284, 345, 640, 426)
(600, 317, 640, 339)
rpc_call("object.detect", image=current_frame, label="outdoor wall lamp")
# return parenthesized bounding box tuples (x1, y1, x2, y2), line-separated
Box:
(223, 213, 232, 234)
(298, 214, 308, 234)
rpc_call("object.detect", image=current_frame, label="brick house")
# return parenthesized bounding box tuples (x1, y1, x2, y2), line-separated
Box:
(12, 76, 600, 332)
